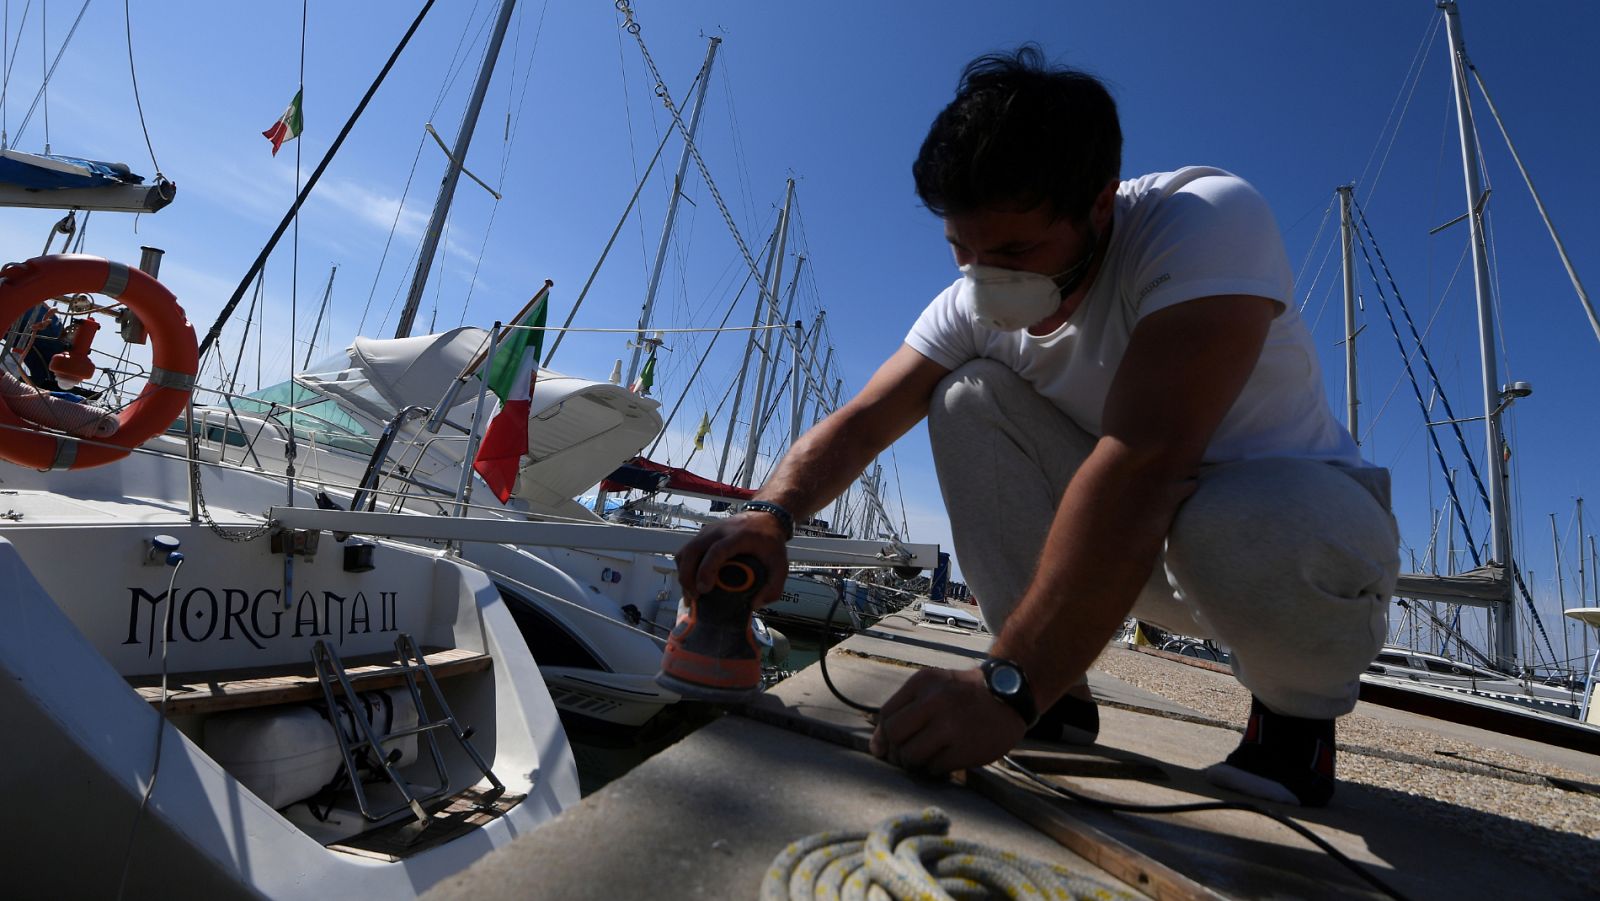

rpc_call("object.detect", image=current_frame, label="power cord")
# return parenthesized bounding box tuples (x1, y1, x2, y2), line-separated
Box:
(114, 550, 184, 900)
(814, 590, 1410, 901)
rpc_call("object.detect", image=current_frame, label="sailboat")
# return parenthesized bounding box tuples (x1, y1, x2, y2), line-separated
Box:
(0, 260, 579, 897)
(0, 7, 586, 895)
(1333, 1, 1599, 729)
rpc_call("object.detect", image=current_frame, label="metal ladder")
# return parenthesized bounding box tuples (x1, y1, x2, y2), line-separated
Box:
(310, 634, 505, 837)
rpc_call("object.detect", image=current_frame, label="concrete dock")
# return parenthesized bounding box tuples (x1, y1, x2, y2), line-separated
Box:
(427, 614, 1599, 900)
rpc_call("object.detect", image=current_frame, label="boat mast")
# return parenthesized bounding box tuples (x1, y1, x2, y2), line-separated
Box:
(1441, 0, 1517, 671)
(394, 0, 518, 339)
(1554, 513, 1570, 678)
(716, 215, 784, 485)
(742, 251, 803, 487)
(792, 310, 824, 443)
(1337, 184, 1359, 441)
(625, 37, 722, 387)
(736, 178, 794, 489)
(303, 264, 338, 369)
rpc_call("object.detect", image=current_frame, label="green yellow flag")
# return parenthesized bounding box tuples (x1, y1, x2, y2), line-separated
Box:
(694, 411, 711, 450)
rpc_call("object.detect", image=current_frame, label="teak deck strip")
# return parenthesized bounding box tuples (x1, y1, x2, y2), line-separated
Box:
(128, 647, 492, 716)
(332, 788, 526, 862)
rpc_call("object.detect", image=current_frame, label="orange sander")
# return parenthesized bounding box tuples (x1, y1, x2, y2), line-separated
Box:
(656, 555, 767, 702)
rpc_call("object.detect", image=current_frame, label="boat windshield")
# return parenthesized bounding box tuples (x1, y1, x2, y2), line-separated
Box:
(236, 378, 376, 455)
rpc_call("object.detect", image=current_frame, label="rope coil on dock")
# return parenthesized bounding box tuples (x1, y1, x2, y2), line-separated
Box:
(760, 807, 1135, 901)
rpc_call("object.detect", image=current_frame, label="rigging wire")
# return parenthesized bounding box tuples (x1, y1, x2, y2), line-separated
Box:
(717, 47, 761, 241)
(198, 0, 440, 360)
(0, 0, 31, 149)
(10, 0, 88, 149)
(459, 0, 549, 327)
(617, 0, 770, 300)
(1292, 198, 1334, 314)
(1355, 204, 1559, 670)
(356, 131, 428, 336)
(1468, 65, 1600, 346)
(122, 0, 161, 177)
(613, 2, 654, 288)
(1356, 12, 1441, 209)
(1351, 205, 1485, 558)
(1359, 242, 1470, 444)
(286, 0, 307, 500)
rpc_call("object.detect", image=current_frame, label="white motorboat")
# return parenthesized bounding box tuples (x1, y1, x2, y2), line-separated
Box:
(173, 326, 687, 728)
(756, 572, 861, 636)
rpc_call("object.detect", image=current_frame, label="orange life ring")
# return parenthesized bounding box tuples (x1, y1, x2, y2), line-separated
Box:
(0, 254, 198, 470)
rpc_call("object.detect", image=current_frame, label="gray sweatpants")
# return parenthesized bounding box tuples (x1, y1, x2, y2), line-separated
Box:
(929, 359, 1400, 719)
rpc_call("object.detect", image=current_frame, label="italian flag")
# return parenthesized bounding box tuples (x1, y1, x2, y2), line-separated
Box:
(472, 297, 548, 502)
(262, 89, 304, 156)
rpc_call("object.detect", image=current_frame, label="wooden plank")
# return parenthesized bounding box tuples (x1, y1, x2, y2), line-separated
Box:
(332, 788, 525, 862)
(958, 766, 1228, 901)
(131, 648, 492, 715)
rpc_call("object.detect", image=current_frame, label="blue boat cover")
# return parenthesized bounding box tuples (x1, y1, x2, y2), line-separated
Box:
(0, 150, 144, 191)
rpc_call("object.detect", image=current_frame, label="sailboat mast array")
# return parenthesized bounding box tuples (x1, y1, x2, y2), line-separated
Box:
(738, 179, 796, 489)
(626, 37, 722, 387)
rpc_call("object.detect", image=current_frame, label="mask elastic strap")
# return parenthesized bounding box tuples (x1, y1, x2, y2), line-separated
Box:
(1053, 225, 1100, 299)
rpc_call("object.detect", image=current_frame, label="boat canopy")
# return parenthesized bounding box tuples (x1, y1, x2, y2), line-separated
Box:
(0, 148, 174, 212)
(600, 456, 756, 503)
(296, 327, 664, 510)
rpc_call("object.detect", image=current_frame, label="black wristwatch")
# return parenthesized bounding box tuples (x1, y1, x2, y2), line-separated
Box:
(738, 499, 795, 540)
(980, 657, 1039, 728)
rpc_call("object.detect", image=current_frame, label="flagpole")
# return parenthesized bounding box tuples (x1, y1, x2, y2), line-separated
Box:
(424, 279, 552, 435)
(198, 0, 440, 360)
(453, 321, 502, 522)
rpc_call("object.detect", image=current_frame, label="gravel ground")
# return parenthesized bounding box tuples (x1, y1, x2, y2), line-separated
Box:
(1090, 646, 1600, 889)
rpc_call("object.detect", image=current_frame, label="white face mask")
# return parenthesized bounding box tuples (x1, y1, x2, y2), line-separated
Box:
(958, 264, 1063, 331)
(958, 225, 1100, 331)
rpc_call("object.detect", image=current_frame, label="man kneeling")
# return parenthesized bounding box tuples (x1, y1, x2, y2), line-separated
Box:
(676, 47, 1398, 808)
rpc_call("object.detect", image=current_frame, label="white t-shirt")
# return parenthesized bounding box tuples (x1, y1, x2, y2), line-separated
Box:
(905, 166, 1360, 466)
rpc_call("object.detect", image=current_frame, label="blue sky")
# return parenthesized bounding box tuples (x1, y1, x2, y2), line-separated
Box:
(6, 1, 1598, 669)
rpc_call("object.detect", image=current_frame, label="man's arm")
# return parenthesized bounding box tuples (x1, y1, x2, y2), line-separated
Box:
(676, 344, 951, 604)
(872, 294, 1276, 774)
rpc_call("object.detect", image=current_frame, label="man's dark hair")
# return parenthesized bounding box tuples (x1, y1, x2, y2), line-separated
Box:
(913, 45, 1121, 222)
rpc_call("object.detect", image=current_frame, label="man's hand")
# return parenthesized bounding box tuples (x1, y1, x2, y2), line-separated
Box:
(869, 667, 1026, 776)
(674, 512, 790, 607)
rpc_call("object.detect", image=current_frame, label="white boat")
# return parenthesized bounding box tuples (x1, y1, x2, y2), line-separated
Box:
(0, 269, 578, 897)
(1331, 2, 1600, 717)
(757, 573, 861, 635)
(174, 326, 687, 728)
(1366, 645, 1581, 719)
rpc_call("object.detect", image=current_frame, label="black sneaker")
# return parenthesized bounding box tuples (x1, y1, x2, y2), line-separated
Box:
(1204, 696, 1336, 807)
(1025, 693, 1099, 745)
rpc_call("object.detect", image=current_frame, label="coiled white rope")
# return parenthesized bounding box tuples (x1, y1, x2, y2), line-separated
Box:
(760, 807, 1134, 901)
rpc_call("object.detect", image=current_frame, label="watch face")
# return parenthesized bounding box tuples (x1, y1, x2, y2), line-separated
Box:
(990, 664, 1022, 696)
